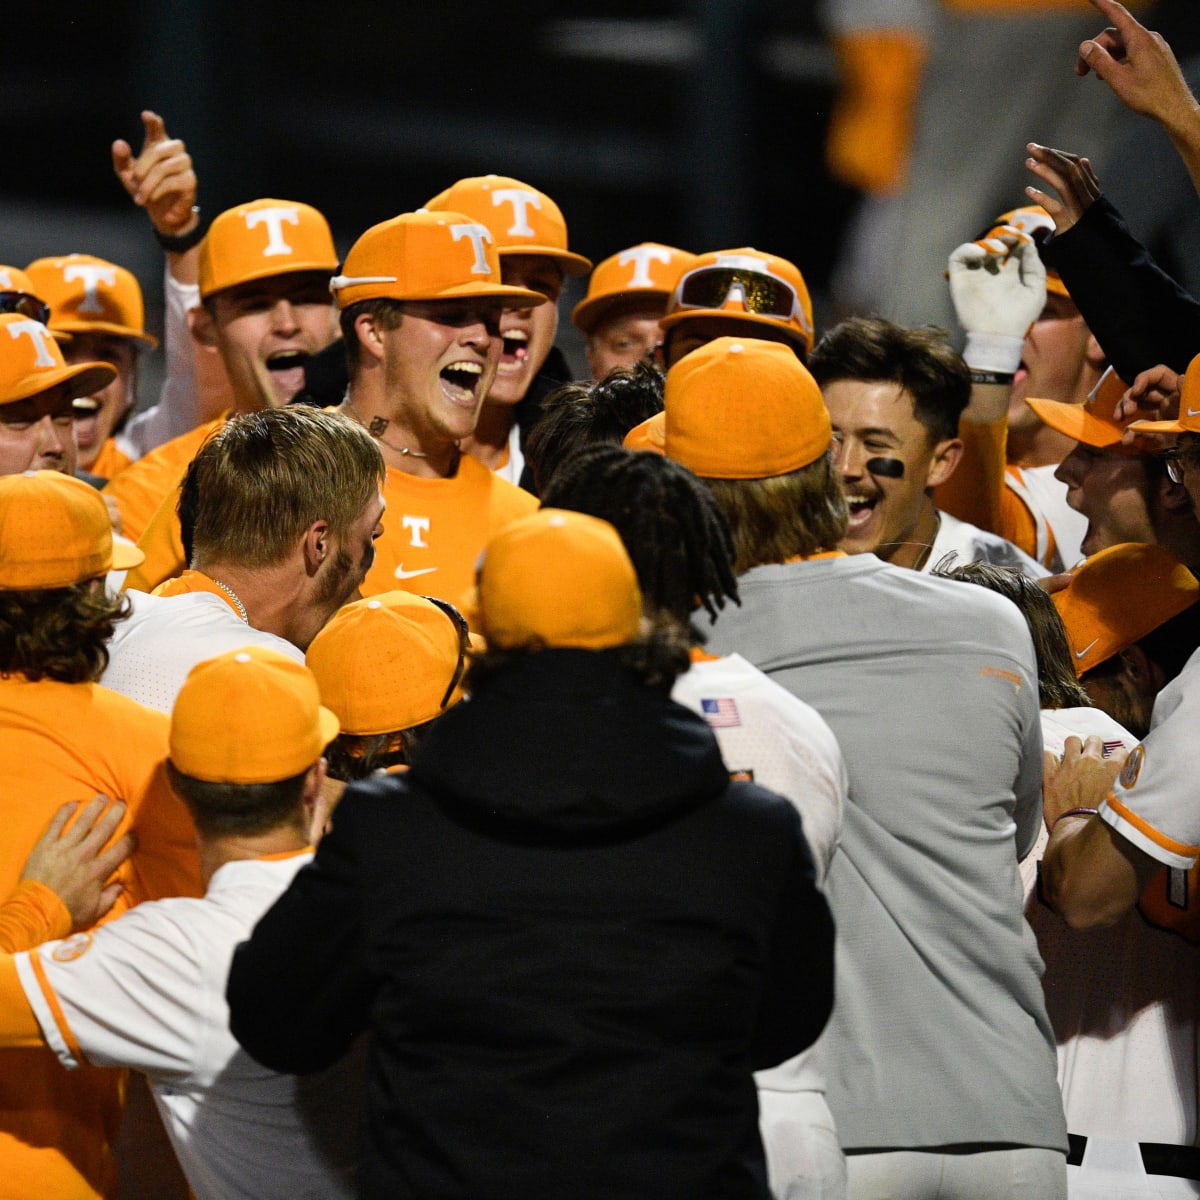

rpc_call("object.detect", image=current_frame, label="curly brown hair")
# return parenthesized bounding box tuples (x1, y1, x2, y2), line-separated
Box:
(0, 584, 130, 683)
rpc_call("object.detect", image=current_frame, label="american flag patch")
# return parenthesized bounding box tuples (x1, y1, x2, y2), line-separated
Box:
(701, 697, 741, 728)
(1102, 740, 1125, 758)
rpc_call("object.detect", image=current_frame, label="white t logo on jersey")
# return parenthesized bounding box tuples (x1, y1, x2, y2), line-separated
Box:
(619, 245, 673, 289)
(450, 224, 494, 275)
(491, 188, 541, 238)
(7, 320, 57, 367)
(402, 515, 430, 548)
(244, 207, 300, 257)
(64, 264, 117, 314)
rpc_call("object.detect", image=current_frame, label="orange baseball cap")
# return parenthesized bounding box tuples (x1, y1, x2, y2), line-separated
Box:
(307, 591, 477, 735)
(659, 336, 830, 479)
(331, 210, 548, 311)
(1128, 351, 1200, 437)
(169, 646, 340, 784)
(199, 199, 338, 300)
(986, 206, 1069, 300)
(623, 410, 667, 455)
(25, 254, 158, 348)
(0, 313, 116, 406)
(467, 509, 642, 651)
(1052, 543, 1199, 675)
(572, 243, 695, 334)
(425, 175, 592, 275)
(1026, 369, 1140, 449)
(0, 470, 143, 588)
(660, 248, 814, 353)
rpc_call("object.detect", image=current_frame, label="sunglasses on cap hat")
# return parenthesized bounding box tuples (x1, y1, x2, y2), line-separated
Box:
(674, 265, 811, 335)
(421, 595, 472, 710)
(0, 293, 51, 327)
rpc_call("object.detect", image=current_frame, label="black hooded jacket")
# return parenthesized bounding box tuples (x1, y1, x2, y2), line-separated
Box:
(227, 650, 833, 1200)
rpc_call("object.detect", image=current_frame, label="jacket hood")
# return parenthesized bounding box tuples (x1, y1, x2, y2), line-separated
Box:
(409, 649, 729, 837)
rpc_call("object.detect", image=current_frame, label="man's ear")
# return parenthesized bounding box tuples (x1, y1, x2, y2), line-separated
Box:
(353, 312, 388, 364)
(187, 304, 219, 351)
(1085, 334, 1106, 372)
(1116, 642, 1162, 696)
(302, 519, 331, 576)
(925, 437, 964, 490)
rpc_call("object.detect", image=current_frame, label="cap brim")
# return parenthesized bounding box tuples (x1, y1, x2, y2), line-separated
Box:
(1026, 396, 1124, 448)
(571, 290, 670, 335)
(623, 412, 666, 454)
(1, 361, 118, 406)
(50, 319, 158, 350)
(110, 539, 146, 572)
(201, 260, 339, 301)
(1127, 417, 1188, 436)
(318, 705, 341, 750)
(659, 308, 810, 350)
(498, 245, 592, 276)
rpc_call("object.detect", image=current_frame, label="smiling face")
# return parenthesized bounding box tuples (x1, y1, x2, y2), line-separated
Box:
(62, 331, 137, 469)
(824, 378, 958, 565)
(488, 254, 562, 406)
(0, 383, 77, 476)
(203, 271, 338, 412)
(376, 300, 504, 450)
(1055, 442, 1158, 557)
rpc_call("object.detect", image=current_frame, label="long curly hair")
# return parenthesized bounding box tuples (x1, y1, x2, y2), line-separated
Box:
(0, 585, 130, 683)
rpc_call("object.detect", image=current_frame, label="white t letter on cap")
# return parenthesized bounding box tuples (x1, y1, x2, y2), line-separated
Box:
(0, 269, 13, 290)
(450, 224, 494, 275)
(64, 264, 117, 314)
(490, 188, 541, 238)
(619, 245, 672, 289)
(244, 207, 300, 257)
(7, 319, 56, 367)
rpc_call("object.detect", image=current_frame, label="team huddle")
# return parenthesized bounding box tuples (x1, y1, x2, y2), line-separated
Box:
(2, 1, 1200, 1198)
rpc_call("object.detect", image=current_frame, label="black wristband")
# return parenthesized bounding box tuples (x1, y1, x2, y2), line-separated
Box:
(154, 208, 205, 253)
(969, 370, 1015, 387)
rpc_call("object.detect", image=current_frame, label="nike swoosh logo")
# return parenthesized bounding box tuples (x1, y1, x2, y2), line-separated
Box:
(1075, 638, 1099, 659)
(1187, 408, 1200, 417)
(394, 564, 437, 580)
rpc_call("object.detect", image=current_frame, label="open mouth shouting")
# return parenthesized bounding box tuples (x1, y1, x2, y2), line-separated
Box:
(497, 328, 529, 378)
(265, 349, 311, 401)
(440, 359, 484, 407)
(844, 489, 880, 536)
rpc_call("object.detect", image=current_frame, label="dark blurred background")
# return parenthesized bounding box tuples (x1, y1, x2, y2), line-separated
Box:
(3, 1, 1196, 385)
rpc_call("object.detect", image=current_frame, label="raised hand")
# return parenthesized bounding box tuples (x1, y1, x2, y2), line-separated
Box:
(112, 111, 199, 238)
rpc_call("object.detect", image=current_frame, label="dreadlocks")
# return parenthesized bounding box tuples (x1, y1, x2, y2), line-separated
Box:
(540, 443, 739, 628)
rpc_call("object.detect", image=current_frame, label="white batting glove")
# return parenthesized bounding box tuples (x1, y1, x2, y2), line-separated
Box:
(948, 228, 1047, 375)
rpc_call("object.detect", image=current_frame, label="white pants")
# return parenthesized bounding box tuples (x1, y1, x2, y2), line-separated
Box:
(758, 1089, 847, 1200)
(1068, 1137, 1200, 1200)
(845, 1145, 1066, 1200)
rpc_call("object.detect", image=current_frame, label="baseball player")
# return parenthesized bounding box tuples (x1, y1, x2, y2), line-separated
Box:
(329, 209, 543, 607)
(570, 242, 694, 380)
(0, 646, 360, 1200)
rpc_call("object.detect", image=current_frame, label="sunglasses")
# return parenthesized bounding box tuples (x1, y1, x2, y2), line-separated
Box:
(422, 595, 471, 710)
(0, 293, 51, 327)
(674, 265, 810, 335)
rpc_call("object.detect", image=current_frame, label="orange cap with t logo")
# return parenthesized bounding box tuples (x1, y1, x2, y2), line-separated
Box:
(26, 254, 159, 347)
(199, 199, 338, 300)
(0, 313, 115, 406)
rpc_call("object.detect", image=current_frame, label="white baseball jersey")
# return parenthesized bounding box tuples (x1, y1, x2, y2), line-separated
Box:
(102, 589, 304, 714)
(1100, 648, 1200, 871)
(672, 651, 846, 885)
(14, 853, 359, 1200)
(1029, 706, 1200, 1186)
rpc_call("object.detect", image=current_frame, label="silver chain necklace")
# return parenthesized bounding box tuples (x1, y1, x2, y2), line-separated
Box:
(343, 397, 428, 458)
(211, 578, 249, 623)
